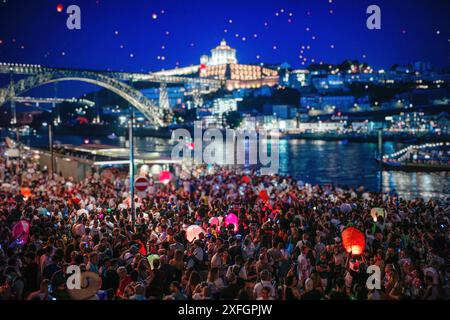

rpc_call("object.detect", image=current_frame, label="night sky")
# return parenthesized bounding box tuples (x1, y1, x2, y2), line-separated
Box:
(0, 0, 449, 97)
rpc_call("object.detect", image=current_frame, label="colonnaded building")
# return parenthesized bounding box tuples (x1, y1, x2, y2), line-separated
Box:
(154, 39, 279, 90)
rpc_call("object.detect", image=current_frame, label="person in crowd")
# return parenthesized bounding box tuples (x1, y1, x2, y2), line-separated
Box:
(0, 153, 448, 301)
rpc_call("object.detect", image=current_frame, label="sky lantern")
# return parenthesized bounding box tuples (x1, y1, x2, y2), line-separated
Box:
(209, 216, 220, 229)
(12, 220, 30, 245)
(259, 189, 269, 202)
(370, 208, 385, 222)
(224, 213, 239, 232)
(341, 227, 365, 255)
(242, 175, 251, 184)
(56, 4, 64, 13)
(20, 187, 31, 200)
(159, 170, 171, 184)
(186, 225, 205, 242)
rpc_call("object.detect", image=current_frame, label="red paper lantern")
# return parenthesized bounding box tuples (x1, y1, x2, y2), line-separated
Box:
(242, 175, 251, 184)
(341, 227, 365, 255)
(21, 187, 31, 199)
(259, 190, 269, 202)
(159, 171, 171, 184)
(12, 220, 30, 244)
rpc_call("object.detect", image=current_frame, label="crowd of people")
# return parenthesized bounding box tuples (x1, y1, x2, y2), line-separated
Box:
(0, 150, 448, 301)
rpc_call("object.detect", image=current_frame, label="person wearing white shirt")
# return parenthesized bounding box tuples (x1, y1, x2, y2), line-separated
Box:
(297, 246, 311, 286)
(253, 270, 276, 299)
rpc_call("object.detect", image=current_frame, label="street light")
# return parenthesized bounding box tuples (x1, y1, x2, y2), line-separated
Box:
(128, 79, 136, 225)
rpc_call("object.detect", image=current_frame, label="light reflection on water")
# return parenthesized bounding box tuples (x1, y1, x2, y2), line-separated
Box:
(28, 134, 449, 200)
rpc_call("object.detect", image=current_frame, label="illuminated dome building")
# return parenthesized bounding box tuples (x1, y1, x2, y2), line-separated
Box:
(201, 39, 237, 66)
(200, 40, 279, 90)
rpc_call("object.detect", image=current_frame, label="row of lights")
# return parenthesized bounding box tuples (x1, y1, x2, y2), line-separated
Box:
(383, 142, 449, 159)
(0, 62, 42, 68)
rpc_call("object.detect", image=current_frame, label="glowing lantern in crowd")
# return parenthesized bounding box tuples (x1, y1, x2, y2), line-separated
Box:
(341, 227, 365, 255)
(370, 208, 385, 222)
(147, 254, 160, 270)
(186, 225, 205, 242)
(20, 187, 31, 200)
(209, 217, 220, 228)
(150, 164, 162, 175)
(159, 171, 171, 184)
(259, 190, 269, 202)
(139, 164, 149, 176)
(242, 175, 251, 184)
(225, 213, 239, 232)
(12, 220, 30, 245)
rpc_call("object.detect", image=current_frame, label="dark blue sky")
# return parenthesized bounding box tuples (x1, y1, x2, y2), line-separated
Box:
(0, 0, 449, 97)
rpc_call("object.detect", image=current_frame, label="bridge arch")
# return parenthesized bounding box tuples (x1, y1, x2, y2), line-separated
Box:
(0, 71, 167, 127)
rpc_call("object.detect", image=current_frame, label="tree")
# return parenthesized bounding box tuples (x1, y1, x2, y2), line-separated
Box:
(223, 111, 243, 129)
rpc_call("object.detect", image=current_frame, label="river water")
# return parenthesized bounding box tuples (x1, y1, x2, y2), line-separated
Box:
(26, 134, 449, 200)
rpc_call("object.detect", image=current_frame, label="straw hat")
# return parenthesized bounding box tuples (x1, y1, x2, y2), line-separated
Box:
(68, 271, 102, 300)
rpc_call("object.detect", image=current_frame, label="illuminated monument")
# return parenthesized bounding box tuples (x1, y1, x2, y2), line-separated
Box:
(200, 40, 279, 90)
(153, 40, 279, 91)
(200, 39, 238, 66)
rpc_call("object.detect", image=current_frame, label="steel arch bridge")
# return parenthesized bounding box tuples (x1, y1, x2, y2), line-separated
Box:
(0, 70, 168, 127)
(0, 62, 222, 127)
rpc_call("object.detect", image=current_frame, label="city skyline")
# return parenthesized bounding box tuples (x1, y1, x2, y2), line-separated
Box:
(0, 0, 448, 73)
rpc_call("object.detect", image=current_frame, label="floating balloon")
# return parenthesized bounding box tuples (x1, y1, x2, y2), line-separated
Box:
(186, 225, 205, 242)
(341, 227, 365, 255)
(370, 208, 385, 222)
(225, 213, 239, 232)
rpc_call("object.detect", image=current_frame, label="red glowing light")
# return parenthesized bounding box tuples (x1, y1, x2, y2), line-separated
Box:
(341, 227, 365, 255)
(242, 175, 251, 184)
(159, 171, 171, 183)
(259, 190, 269, 203)
(56, 4, 64, 13)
